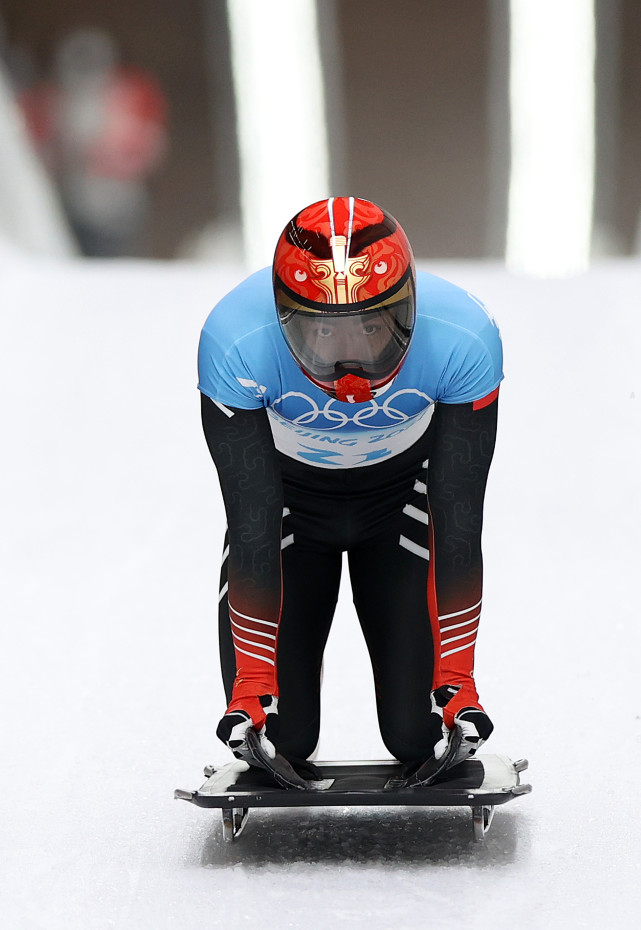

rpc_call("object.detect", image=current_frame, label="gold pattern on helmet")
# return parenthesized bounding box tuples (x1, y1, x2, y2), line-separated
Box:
(273, 196, 415, 308)
(273, 197, 416, 402)
(275, 270, 415, 319)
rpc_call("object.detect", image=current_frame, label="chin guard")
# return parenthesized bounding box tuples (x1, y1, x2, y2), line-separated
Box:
(334, 373, 373, 404)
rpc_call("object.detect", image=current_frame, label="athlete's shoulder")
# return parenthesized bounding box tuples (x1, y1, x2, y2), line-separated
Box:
(413, 270, 503, 404)
(415, 269, 500, 341)
(198, 266, 285, 409)
(200, 266, 277, 347)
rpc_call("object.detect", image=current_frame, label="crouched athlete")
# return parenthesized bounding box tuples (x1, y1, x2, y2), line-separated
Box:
(197, 196, 502, 782)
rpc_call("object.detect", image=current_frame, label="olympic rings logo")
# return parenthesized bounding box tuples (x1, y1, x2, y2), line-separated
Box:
(272, 388, 433, 430)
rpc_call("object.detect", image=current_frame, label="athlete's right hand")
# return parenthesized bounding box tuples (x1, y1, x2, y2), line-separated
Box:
(216, 695, 309, 789)
(215, 694, 279, 763)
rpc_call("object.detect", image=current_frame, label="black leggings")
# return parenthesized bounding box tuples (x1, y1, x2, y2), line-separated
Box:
(218, 436, 443, 764)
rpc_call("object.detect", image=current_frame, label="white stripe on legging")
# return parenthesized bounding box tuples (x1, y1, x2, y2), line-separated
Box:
(229, 603, 279, 627)
(213, 400, 235, 418)
(234, 644, 275, 666)
(442, 639, 477, 659)
(399, 535, 430, 561)
(441, 626, 479, 647)
(440, 613, 481, 634)
(231, 618, 276, 641)
(438, 598, 482, 621)
(403, 503, 429, 525)
(232, 631, 275, 653)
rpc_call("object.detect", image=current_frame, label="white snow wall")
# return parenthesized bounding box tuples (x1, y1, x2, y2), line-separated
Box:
(0, 66, 75, 257)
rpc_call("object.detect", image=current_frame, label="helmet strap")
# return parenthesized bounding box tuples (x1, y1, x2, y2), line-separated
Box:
(334, 373, 374, 404)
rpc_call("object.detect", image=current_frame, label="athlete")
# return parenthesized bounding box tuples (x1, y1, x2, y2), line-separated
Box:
(198, 196, 503, 783)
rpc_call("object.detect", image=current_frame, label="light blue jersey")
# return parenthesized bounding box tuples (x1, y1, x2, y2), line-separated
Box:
(198, 267, 503, 469)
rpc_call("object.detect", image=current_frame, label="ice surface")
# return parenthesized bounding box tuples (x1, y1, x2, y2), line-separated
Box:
(2, 245, 640, 929)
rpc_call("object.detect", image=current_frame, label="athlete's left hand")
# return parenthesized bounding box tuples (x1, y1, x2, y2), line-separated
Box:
(431, 684, 494, 767)
(216, 694, 279, 763)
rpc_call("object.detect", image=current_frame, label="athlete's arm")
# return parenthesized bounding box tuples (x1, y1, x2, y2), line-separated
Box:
(426, 389, 499, 726)
(200, 393, 283, 727)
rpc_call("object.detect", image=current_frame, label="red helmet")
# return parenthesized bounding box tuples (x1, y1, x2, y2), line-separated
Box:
(273, 197, 416, 403)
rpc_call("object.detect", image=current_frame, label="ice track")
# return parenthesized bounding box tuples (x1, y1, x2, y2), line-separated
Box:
(2, 246, 640, 929)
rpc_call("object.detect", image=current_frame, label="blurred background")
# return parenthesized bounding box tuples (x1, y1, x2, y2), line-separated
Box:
(1, 0, 640, 274)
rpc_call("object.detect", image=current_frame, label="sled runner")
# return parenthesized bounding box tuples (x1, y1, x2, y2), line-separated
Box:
(175, 753, 531, 842)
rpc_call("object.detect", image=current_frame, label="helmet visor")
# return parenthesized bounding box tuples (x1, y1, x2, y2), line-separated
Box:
(277, 288, 414, 385)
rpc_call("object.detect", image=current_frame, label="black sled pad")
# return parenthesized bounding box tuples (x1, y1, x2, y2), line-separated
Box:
(243, 727, 309, 790)
(400, 725, 464, 787)
(175, 753, 531, 812)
